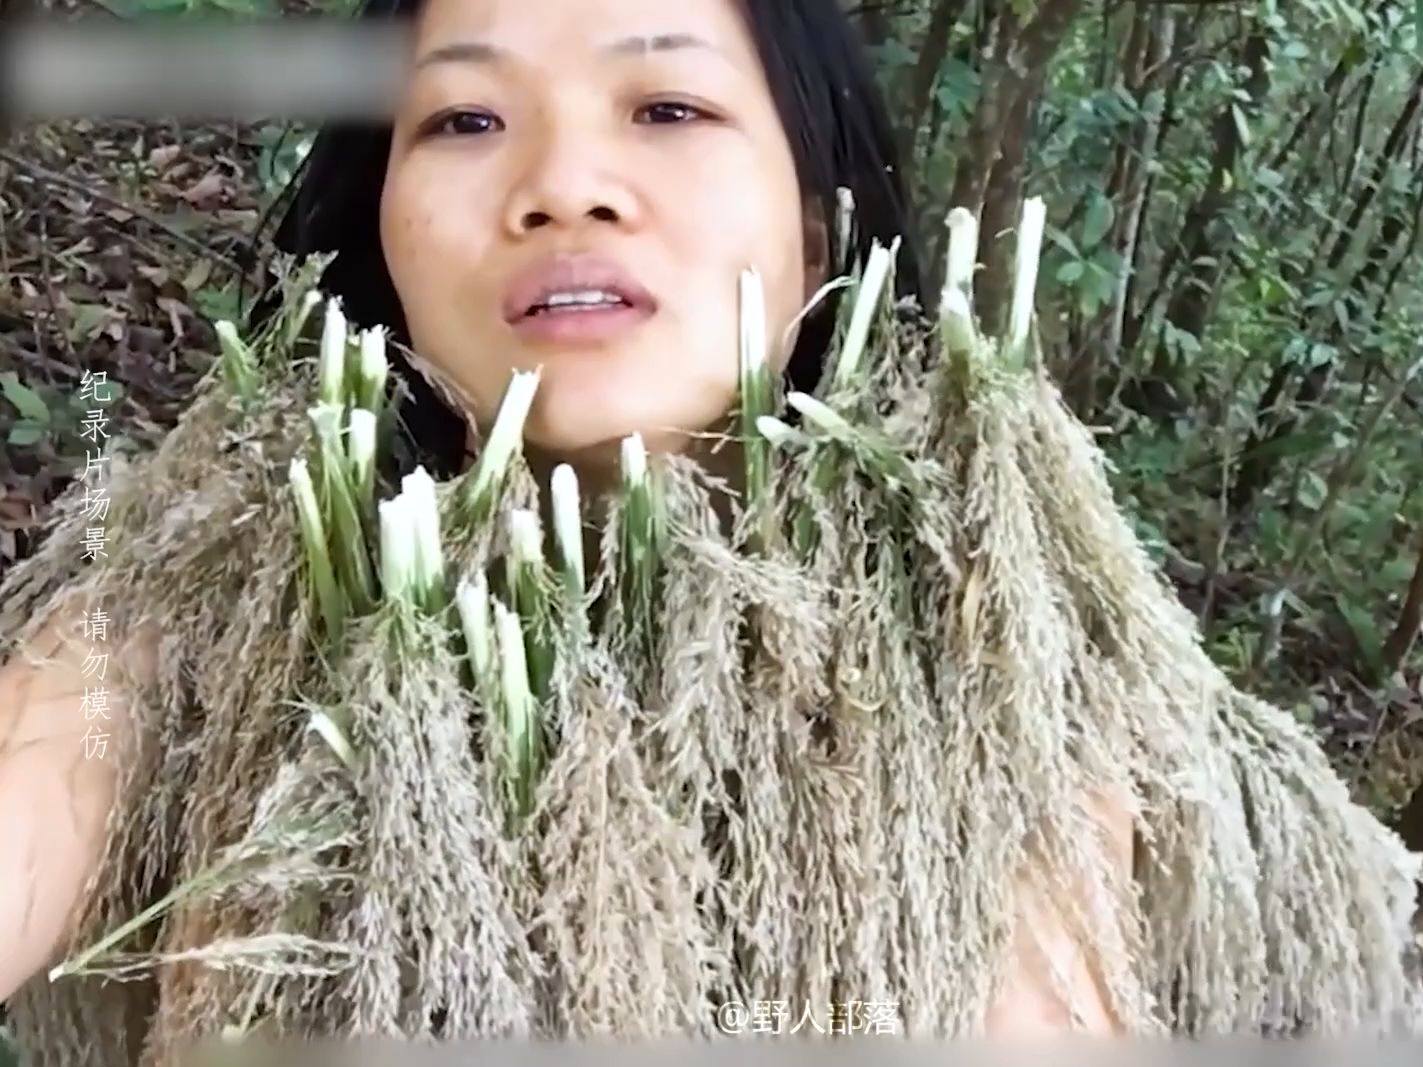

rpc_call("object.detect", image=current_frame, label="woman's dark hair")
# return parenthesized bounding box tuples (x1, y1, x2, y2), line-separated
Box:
(245, 0, 929, 477)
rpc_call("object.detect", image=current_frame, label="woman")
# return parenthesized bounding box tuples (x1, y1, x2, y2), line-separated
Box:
(0, 0, 1415, 1057)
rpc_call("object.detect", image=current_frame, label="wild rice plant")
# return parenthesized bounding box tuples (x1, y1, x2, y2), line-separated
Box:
(9, 196, 1416, 1061)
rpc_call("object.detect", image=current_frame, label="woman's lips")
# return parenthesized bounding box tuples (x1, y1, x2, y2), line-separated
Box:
(509, 302, 655, 347)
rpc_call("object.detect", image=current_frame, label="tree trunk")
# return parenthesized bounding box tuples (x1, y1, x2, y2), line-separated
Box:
(907, 0, 973, 162)
(976, 78, 1040, 337)
(943, 0, 1085, 314)
(1065, 2, 1175, 416)
(1134, 28, 1270, 418)
(1229, 73, 1423, 515)
(854, 0, 894, 50)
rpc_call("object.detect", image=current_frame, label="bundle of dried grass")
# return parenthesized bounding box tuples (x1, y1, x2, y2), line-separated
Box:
(2, 201, 1418, 1067)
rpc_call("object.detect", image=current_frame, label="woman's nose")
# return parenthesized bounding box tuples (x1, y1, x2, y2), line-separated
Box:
(501, 120, 641, 238)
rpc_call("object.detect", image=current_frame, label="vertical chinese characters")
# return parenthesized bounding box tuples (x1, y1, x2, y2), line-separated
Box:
(77, 369, 115, 760)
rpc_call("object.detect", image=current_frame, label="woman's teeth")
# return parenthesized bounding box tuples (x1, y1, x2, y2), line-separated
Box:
(531, 290, 629, 315)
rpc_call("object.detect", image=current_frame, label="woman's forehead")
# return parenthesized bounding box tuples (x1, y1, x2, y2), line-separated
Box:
(411, 0, 756, 66)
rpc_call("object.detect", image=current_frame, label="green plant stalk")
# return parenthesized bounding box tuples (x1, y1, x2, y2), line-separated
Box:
(462, 369, 541, 522)
(378, 495, 416, 605)
(786, 387, 921, 558)
(788, 392, 918, 489)
(619, 433, 660, 655)
(456, 572, 497, 701)
(506, 508, 555, 702)
(309, 404, 376, 614)
(941, 207, 981, 358)
(550, 463, 586, 623)
(493, 597, 541, 824)
(738, 268, 774, 534)
(944, 207, 979, 305)
(940, 288, 977, 359)
(834, 186, 857, 275)
(214, 319, 258, 404)
(318, 298, 351, 409)
(785, 240, 900, 558)
(284, 288, 323, 354)
(306, 709, 357, 772)
(1004, 196, 1046, 368)
(791, 443, 842, 560)
(290, 458, 347, 643)
(401, 467, 447, 615)
(831, 238, 896, 392)
(357, 326, 390, 417)
(755, 415, 811, 451)
(48, 808, 346, 984)
(346, 408, 378, 526)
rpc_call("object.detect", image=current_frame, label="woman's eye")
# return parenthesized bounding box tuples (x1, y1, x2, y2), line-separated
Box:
(421, 110, 503, 138)
(635, 101, 710, 125)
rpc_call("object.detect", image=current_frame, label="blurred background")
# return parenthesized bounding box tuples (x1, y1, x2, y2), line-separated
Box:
(0, 8, 1420, 1054)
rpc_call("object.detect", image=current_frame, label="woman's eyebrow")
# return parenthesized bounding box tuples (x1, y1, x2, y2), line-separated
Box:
(414, 33, 734, 71)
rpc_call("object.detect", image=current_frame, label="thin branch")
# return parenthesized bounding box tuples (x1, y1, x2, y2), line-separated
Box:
(1253, 351, 1423, 673)
(0, 149, 246, 276)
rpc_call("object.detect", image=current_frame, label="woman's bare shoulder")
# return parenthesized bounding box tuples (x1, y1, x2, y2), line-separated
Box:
(0, 597, 159, 750)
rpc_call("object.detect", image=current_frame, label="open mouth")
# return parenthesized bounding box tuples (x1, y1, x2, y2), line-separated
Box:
(502, 255, 658, 345)
(511, 293, 652, 346)
(524, 292, 634, 317)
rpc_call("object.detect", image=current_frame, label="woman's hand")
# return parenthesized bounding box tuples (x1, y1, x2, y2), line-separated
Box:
(985, 787, 1136, 1036)
(0, 604, 152, 1003)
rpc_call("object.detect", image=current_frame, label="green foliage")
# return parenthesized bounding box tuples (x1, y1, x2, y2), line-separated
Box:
(870, 0, 1423, 714)
(0, 372, 127, 451)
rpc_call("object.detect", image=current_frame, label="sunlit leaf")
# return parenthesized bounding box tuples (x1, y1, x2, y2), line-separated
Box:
(1297, 470, 1328, 510)
(1082, 195, 1116, 249)
(0, 372, 51, 425)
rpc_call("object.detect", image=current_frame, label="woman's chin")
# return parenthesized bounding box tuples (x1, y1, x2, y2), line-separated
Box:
(522, 391, 735, 471)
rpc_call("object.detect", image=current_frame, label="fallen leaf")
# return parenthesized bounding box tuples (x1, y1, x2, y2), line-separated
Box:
(179, 170, 228, 208)
(146, 144, 182, 172)
(156, 296, 188, 339)
(66, 302, 115, 344)
(183, 260, 213, 293)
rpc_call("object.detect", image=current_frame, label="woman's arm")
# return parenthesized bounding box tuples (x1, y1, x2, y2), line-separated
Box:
(0, 606, 152, 1003)
(986, 787, 1136, 1036)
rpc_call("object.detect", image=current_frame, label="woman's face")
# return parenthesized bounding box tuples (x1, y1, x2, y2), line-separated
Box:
(380, 0, 826, 472)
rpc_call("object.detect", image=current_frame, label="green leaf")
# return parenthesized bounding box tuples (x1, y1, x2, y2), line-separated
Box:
(0, 372, 51, 424)
(1081, 195, 1116, 250)
(1333, 299, 1351, 333)
(1056, 260, 1085, 285)
(66, 303, 114, 344)
(1085, 262, 1116, 305)
(7, 421, 45, 446)
(1297, 470, 1327, 510)
(1044, 226, 1079, 258)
